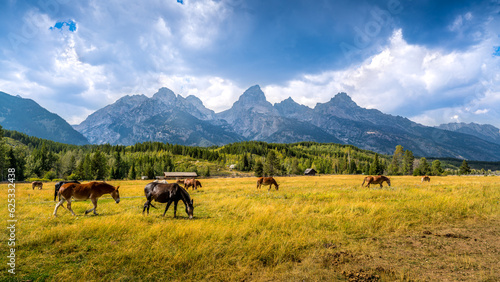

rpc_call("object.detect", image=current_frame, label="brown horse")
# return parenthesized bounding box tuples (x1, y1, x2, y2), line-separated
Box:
(143, 182, 194, 219)
(32, 181, 43, 190)
(421, 175, 430, 183)
(257, 177, 279, 191)
(184, 178, 202, 190)
(53, 182, 120, 216)
(361, 175, 391, 188)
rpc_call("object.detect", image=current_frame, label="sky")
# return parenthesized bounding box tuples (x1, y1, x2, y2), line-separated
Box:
(1, 0, 499, 128)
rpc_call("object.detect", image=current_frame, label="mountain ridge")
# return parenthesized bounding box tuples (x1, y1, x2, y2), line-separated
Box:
(73, 85, 500, 161)
(0, 91, 89, 145)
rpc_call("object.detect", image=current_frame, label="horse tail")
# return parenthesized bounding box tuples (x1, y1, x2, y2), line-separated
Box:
(361, 177, 366, 187)
(54, 185, 58, 201)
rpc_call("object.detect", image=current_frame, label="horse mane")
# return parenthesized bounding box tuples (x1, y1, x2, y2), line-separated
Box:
(178, 185, 193, 207)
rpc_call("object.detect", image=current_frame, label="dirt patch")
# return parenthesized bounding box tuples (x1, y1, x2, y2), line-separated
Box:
(320, 219, 499, 281)
(342, 269, 380, 282)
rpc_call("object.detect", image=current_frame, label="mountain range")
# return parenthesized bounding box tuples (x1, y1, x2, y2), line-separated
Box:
(0, 91, 88, 145)
(436, 122, 500, 146)
(74, 85, 500, 161)
(2, 87, 500, 161)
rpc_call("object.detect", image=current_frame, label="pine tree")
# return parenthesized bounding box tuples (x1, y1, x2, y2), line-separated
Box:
(415, 157, 431, 176)
(128, 162, 137, 180)
(459, 160, 471, 175)
(91, 150, 108, 180)
(402, 150, 414, 175)
(431, 160, 444, 176)
(83, 153, 92, 180)
(0, 125, 6, 181)
(254, 159, 264, 177)
(388, 145, 404, 175)
(264, 150, 280, 176)
(369, 153, 383, 175)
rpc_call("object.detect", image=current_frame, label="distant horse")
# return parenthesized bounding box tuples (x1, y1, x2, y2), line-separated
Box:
(143, 182, 194, 219)
(421, 176, 430, 183)
(53, 182, 120, 216)
(54, 180, 80, 201)
(32, 181, 43, 190)
(184, 178, 202, 190)
(257, 177, 279, 191)
(361, 175, 391, 188)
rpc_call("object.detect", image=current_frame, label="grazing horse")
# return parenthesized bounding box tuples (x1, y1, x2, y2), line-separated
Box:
(257, 177, 279, 191)
(361, 175, 391, 188)
(421, 176, 431, 183)
(143, 182, 194, 219)
(184, 178, 201, 190)
(32, 181, 43, 190)
(54, 180, 80, 201)
(53, 182, 120, 216)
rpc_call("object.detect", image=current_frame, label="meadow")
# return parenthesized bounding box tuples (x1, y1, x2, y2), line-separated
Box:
(1, 175, 499, 281)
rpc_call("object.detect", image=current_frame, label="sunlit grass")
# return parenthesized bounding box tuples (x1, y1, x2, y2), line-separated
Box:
(1, 176, 499, 281)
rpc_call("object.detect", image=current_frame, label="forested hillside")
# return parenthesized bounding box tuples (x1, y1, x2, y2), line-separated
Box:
(0, 126, 498, 182)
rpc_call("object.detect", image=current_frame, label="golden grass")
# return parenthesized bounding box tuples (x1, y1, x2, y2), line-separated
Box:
(1, 175, 499, 281)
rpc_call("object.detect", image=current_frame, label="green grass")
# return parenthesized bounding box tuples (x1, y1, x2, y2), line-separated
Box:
(1, 176, 499, 281)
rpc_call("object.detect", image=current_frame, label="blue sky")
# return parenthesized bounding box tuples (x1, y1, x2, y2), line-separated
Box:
(0, 0, 499, 128)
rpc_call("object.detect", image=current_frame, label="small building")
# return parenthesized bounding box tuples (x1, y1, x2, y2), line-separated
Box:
(141, 176, 149, 180)
(304, 168, 317, 176)
(163, 172, 198, 179)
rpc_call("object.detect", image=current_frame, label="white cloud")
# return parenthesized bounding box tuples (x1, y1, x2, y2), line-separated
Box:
(263, 28, 500, 128)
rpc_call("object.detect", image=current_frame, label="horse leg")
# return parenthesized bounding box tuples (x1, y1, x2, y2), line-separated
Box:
(143, 200, 150, 215)
(53, 198, 66, 216)
(173, 201, 178, 218)
(163, 200, 173, 217)
(66, 199, 76, 216)
(85, 198, 98, 215)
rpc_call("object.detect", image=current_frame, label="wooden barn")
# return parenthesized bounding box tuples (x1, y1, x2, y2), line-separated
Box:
(163, 172, 198, 180)
(304, 168, 317, 176)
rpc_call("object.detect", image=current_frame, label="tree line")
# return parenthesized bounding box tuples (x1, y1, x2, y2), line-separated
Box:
(0, 126, 493, 182)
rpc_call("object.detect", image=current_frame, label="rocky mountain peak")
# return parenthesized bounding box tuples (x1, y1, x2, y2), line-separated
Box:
(238, 85, 267, 104)
(328, 92, 358, 107)
(152, 87, 176, 102)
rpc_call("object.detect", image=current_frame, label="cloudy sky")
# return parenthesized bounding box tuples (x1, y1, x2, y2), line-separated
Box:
(1, 0, 499, 127)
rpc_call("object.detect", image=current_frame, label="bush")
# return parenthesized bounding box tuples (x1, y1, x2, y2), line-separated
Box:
(43, 170, 57, 181)
(67, 173, 80, 181)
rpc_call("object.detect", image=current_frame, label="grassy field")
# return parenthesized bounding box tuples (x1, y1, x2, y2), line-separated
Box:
(1, 175, 499, 281)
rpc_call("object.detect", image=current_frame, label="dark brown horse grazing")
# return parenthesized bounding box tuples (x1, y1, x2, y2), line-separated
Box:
(32, 181, 43, 190)
(54, 180, 80, 201)
(53, 182, 120, 216)
(361, 175, 391, 188)
(143, 182, 194, 219)
(421, 176, 430, 183)
(184, 178, 202, 190)
(257, 177, 279, 191)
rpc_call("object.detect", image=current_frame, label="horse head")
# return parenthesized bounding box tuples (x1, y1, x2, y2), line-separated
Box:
(386, 177, 391, 186)
(111, 186, 120, 203)
(185, 199, 194, 219)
